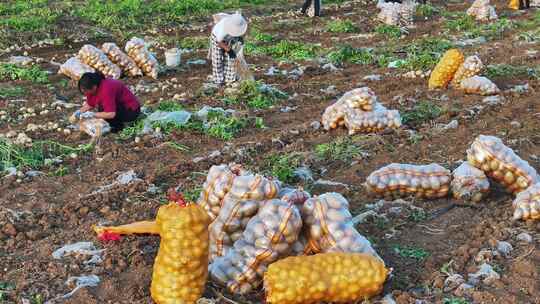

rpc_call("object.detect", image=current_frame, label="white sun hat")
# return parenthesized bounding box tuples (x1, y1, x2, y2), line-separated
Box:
(223, 13, 248, 37)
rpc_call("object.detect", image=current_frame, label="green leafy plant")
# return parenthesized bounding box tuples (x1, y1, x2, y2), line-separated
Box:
(402, 101, 443, 126)
(0, 86, 25, 98)
(375, 24, 403, 39)
(249, 40, 318, 61)
(180, 36, 208, 50)
(0, 64, 49, 84)
(0, 0, 59, 32)
(443, 298, 470, 304)
(157, 100, 185, 112)
(164, 141, 190, 152)
(444, 13, 476, 32)
(327, 45, 375, 66)
(263, 154, 301, 183)
(254, 117, 266, 129)
(401, 38, 454, 70)
(326, 19, 358, 33)
(315, 137, 363, 163)
(408, 209, 428, 222)
(485, 64, 539, 80)
(416, 4, 440, 18)
(0, 139, 91, 171)
(224, 80, 287, 109)
(250, 27, 274, 42)
(52, 165, 69, 177)
(183, 186, 202, 202)
(393, 245, 430, 261)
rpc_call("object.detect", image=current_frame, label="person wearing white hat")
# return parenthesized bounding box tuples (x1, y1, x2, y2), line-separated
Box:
(209, 12, 248, 86)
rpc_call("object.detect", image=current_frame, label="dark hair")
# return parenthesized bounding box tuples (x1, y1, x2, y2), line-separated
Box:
(78, 72, 105, 93)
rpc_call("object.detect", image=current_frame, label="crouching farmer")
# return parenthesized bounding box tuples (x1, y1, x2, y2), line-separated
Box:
(74, 72, 141, 133)
(209, 13, 248, 86)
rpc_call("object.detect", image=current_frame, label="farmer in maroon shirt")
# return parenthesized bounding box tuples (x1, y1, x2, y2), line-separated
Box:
(74, 72, 141, 132)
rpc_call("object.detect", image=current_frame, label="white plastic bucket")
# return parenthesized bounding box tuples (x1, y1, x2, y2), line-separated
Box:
(165, 48, 181, 67)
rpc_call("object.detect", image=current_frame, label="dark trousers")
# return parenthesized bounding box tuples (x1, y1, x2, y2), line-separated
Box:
(301, 0, 321, 16)
(103, 104, 140, 133)
(520, 0, 530, 9)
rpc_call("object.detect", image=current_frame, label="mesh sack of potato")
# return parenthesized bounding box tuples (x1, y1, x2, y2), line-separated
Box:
(93, 196, 210, 304)
(343, 103, 402, 135)
(342, 87, 377, 112)
(151, 202, 210, 304)
(451, 162, 490, 203)
(197, 164, 248, 220)
(279, 187, 311, 206)
(451, 55, 484, 87)
(467, 0, 498, 21)
(300, 193, 381, 260)
(428, 49, 465, 89)
(264, 252, 388, 304)
(467, 135, 539, 194)
(322, 98, 348, 130)
(365, 163, 452, 199)
(58, 57, 95, 81)
(102, 42, 143, 77)
(209, 174, 281, 261)
(376, 1, 416, 27)
(125, 37, 159, 79)
(78, 44, 122, 79)
(459, 76, 500, 95)
(209, 199, 302, 294)
(512, 183, 540, 220)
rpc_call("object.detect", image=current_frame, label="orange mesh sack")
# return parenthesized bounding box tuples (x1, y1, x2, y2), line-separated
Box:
(209, 199, 302, 294)
(197, 164, 248, 219)
(428, 49, 464, 89)
(365, 163, 451, 199)
(301, 193, 380, 259)
(467, 135, 539, 194)
(512, 183, 540, 221)
(125, 37, 160, 79)
(102, 42, 143, 77)
(451, 162, 490, 203)
(59, 57, 95, 81)
(264, 252, 388, 304)
(78, 44, 122, 79)
(150, 202, 210, 304)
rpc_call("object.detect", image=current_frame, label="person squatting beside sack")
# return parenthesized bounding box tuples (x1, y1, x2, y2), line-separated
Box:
(73, 72, 141, 133)
(208, 13, 249, 86)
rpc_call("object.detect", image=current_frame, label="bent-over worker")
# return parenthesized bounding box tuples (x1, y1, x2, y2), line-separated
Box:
(75, 72, 141, 133)
(209, 12, 248, 86)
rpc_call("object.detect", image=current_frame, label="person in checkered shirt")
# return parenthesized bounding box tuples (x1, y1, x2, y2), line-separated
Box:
(209, 13, 248, 86)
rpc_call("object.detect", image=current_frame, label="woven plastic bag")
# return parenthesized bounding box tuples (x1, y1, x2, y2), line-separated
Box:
(125, 37, 159, 79)
(58, 57, 95, 81)
(78, 44, 122, 79)
(102, 42, 143, 77)
(451, 162, 490, 203)
(209, 199, 302, 294)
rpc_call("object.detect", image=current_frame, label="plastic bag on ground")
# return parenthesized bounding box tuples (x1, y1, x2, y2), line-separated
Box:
(209, 199, 302, 294)
(79, 118, 111, 141)
(467, 135, 539, 194)
(125, 37, 159, 79)
(58, 57, 95, 81)
(300, 193, 381, 261)
(102, 42, 143, 77)
(142, 110, 191, 134)
(451, 162, 490, 203)
(365, 163, 451, 199)
(78, 44, 122, 79)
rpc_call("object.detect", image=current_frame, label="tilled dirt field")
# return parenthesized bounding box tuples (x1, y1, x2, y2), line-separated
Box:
(0, 1, 539, 303)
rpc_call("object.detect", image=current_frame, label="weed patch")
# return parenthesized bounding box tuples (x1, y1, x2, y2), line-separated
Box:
(393, 245, 430, 261)
(0, 64, 49, 84)
(375, 24, 403, 39)
(315, 137, 363, 163)
(247, 40, 318, 61)
(180, 36, 208, 50)
(485, 64, 539, 80)
(263, 154, 302, 183)
(443, 298, 470, 304)
(0, 86, 26, 98)
(416, 4, 440, 19)
(326, 20, 358, 33)
(327, 45, 375, 66)
(402, 101, 443, 126)
(224, 80, 287, 109)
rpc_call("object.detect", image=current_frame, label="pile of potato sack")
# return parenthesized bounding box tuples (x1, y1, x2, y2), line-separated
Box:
(59, 37, 159, 80)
